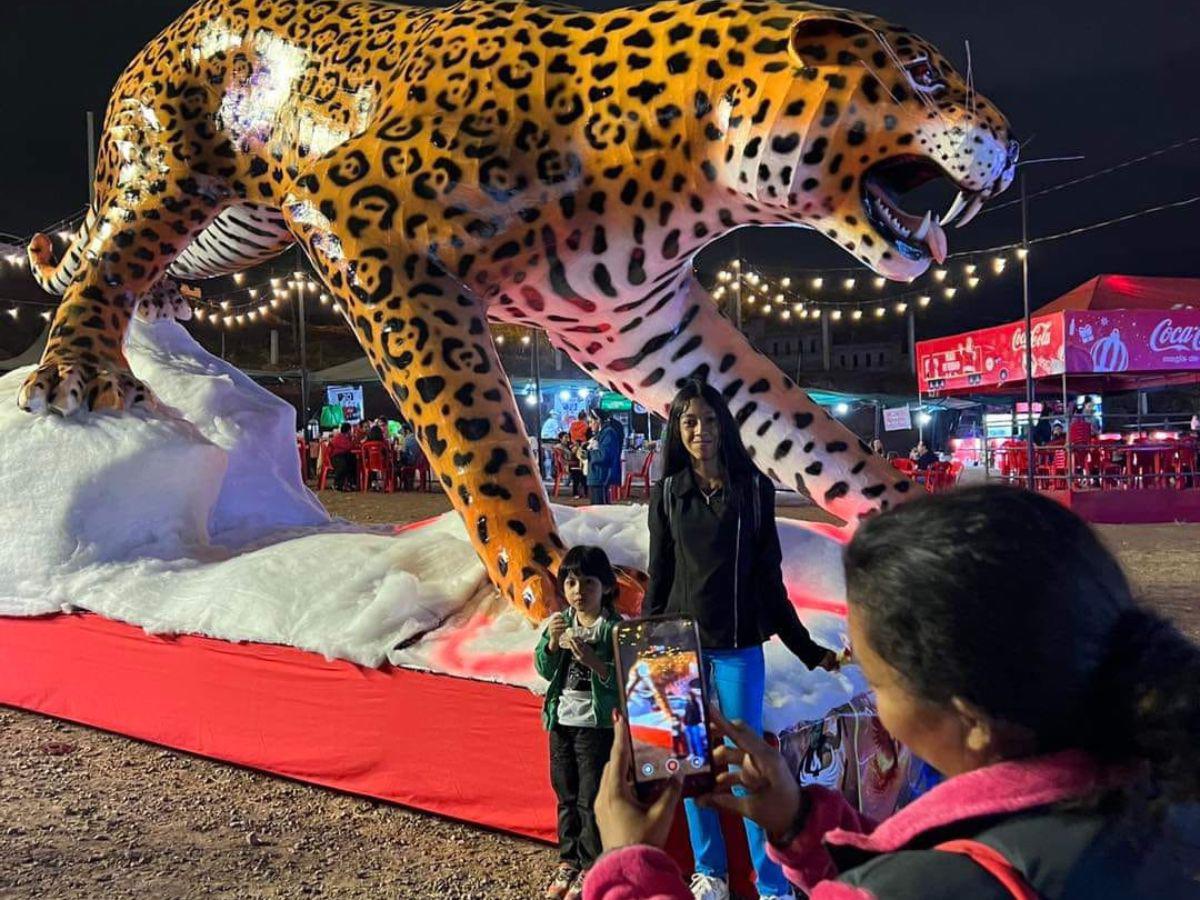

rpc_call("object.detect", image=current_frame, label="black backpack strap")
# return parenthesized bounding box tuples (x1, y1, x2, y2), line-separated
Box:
(663, 474, 674, 533)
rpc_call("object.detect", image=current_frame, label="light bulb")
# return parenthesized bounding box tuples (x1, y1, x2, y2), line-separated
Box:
(811, 277, 823, 289)
(873, 276, 886, 289)
(780, 277, 791, 288)
(945, 287, 958, 299)
(875, 307, 885, 317)
(851, 309, 863, 320)
(933, 269, 947, 282)
(918, 295, 932, 307)
(843, 278, 855, 290)
(831, 309, 842, 320)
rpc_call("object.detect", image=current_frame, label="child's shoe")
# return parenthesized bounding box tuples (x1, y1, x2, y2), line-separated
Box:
(564, 869, 588, 900)
(545, 863, 579, 899)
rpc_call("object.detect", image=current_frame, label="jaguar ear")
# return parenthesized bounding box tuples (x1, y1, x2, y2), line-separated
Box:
(788, 14, 875, 67)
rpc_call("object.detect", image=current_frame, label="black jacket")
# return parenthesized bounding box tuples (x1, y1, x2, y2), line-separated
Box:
(833, 802, 1200, 898)
(645, 469, 826, 666)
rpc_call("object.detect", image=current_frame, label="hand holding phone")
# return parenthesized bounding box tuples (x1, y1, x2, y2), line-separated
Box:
(594, 712, 684, 852)
(699, 705, 805, 842)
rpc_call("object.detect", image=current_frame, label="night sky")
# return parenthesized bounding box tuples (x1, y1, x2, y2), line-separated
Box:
(1, 0, 1195, 341)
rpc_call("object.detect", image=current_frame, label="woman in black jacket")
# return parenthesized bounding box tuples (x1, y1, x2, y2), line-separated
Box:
(645, 379, 832, 900)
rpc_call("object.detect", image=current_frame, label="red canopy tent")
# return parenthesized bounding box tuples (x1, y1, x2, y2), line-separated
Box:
(916, 275, 1200, 397)
(913, 276, 1200, 523)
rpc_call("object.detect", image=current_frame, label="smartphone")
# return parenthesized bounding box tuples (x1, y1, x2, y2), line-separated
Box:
(613, 616, 715, 800)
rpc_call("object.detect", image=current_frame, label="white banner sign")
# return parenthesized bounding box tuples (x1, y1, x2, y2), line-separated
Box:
(883, 406, 913, 432)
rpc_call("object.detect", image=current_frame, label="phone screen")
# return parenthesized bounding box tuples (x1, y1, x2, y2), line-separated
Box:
(614, 617, 713, 792)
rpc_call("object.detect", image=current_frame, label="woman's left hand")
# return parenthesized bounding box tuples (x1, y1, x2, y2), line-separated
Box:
(595, 712, 684, 850)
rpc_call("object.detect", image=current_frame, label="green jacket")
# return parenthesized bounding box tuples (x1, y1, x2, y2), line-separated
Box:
(534, 607, 620, 731)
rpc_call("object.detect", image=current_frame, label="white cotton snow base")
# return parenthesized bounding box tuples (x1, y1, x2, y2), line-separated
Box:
(0, 318, 864, 727)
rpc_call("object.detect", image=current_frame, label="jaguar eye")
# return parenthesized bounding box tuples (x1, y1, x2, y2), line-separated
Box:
(905, 58, 945, 93)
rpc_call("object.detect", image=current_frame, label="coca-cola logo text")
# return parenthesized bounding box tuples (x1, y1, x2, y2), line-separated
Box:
(1149, 319, 1200, 353)
(1011, 322, 1053, 352)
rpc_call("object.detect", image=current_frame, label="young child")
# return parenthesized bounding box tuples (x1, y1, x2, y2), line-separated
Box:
(534, 546, 621, 900)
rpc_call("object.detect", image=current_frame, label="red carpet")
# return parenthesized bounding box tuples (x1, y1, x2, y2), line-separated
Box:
(0, 612, 755, 892)
(0, 612, 556, 841)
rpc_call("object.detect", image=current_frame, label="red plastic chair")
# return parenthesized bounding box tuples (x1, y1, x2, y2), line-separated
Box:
(316, 441, 334, 491)
(924, 461, 952, 493)
(947, 460, 964, 485)
(621, 451, 656, 500)
(890, 458, 917, 477)
(359, 440, 395, 493)
(1169, 445, 1198, 489)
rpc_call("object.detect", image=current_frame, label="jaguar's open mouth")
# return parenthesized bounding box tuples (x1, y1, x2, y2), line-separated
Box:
(861, 156, 982, 265)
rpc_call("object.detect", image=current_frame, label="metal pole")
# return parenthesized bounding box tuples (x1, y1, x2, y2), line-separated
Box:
(821, 313, 831, 373)
(220, 329, 226, 360)
(532, 330, 545, 478)
(1063, 368, 1071, 487)
(85, 111, 96, 203)
(297, 287, 309, 429)
(907, 310, 916, 376)
(1020, 175, 1035, 490)
(733, 249, 742, 332)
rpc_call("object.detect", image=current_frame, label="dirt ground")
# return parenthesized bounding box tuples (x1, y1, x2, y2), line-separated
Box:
(3, 487, 1198, 899)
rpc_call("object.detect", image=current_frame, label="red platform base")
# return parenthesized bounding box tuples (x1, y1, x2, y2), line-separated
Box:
(0, 613, 755, 892)
(1044, 488, 1200, 524)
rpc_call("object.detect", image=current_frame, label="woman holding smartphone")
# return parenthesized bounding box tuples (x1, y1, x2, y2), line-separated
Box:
(645, 379, 832, 900)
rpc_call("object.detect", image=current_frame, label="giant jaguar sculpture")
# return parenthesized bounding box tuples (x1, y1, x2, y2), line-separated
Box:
(23, 0, 1016, 620)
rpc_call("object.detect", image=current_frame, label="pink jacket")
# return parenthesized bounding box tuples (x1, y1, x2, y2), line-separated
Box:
(583, 750, 1120, 900)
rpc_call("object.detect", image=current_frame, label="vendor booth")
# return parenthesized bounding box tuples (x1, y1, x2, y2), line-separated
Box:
(916, 276, 1200, 523)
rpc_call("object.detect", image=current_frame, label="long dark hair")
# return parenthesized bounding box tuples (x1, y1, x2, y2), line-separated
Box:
(844, 485, 1200, 806)
(557, 545, 618, 612)
(660, 379, 756, 487)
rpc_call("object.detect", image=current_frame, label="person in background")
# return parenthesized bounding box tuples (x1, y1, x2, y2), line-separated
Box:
(587, 486, 1200, 899)
(909, 440, 938, 470)
(586, 410, 622, 505)
(535, 546, 621, 900)
(1069, 399, 1099, 450)
(570, 410, 590, 444)
(366, 417, 386, 442)
(1051, 421, 1067, 443)
(645, 379, 833, 900)
(607, 415, 626, 499)
(564, 435, 587, 499)
(1033, 407, 1054, 445)
(870, 438, 885, 457)
(328, 423, 358, 491)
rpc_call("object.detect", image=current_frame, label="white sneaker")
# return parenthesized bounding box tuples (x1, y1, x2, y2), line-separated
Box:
(759, 893, 795, 900)
(689, 873, 730, 900)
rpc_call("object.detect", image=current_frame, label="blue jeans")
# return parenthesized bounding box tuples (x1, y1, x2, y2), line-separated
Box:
(684, 645, 791, 896)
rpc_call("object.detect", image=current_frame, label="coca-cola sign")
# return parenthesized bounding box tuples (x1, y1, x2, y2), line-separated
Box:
(1149, 319, 1200, 353)
(1010, 321, 1054, 352)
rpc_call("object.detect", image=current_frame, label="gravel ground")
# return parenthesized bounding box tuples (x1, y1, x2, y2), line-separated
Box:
(3, 486, 1197, 899)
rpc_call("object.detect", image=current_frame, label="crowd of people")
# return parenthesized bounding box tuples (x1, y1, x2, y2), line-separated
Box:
(320, 417, 425, 492)
(554, 409, 626, 504)
(531, 380, 1199, 900)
